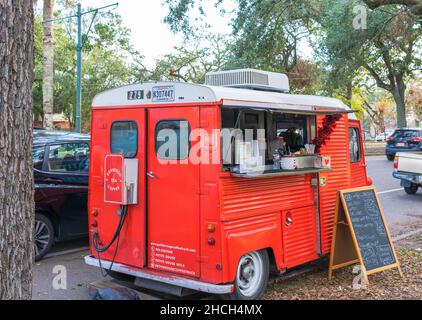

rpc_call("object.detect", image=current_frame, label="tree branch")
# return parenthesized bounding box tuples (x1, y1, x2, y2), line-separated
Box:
(364, 64, 393, 91)
(364, 0, 422, 16)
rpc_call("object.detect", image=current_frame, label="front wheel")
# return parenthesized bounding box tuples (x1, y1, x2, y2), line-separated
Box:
(224, 250, 269, 300)
(387, 154, 395, 161)
(34, 213, 55, 261)
(404, 184, 419, 195)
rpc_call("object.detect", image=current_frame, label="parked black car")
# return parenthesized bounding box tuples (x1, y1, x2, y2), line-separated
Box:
(386, 128, 422, 161)
(33, 130, 90, 261)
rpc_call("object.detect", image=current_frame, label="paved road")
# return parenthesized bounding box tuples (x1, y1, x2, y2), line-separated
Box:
(33, 157, 422, 300)
(366, 155, 422, 235)
(33, 248, 98, 300)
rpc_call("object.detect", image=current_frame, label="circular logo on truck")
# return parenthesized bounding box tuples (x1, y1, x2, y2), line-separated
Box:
(104, 154, 125, 204)
(105, 168, 123, 192)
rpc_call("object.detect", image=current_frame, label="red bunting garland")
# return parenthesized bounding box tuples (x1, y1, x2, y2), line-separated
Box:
(312, 114, 343, 153)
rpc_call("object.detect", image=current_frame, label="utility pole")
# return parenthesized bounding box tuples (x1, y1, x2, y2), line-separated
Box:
(74, 2, 119, 133)
(45, 2, 119, 133)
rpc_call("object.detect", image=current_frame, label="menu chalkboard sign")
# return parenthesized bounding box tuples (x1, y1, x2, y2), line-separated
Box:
(343, 189, 396, 271)
(328, 187, 403, 284)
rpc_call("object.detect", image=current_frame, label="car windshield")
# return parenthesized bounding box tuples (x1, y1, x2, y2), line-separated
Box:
(392, 130, 420, 139)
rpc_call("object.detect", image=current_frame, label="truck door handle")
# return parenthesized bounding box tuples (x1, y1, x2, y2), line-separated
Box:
(285, 211, 293, 227)
(147, 171, 155, 179)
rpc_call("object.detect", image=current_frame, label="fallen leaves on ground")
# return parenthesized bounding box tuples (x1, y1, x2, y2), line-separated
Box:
(264, 246, 422, 300)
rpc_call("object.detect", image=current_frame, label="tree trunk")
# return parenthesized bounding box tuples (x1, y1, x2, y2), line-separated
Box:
(43, 0, 55, 129)
(0, 0, 35, 300)
(346, 81, 353, 101)
(392, 75, 407, 128)
(378, 111, 386, 133)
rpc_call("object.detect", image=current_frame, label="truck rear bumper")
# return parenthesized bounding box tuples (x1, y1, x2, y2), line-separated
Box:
(393, 171, 422, 185)
(85, 255, 234, 295)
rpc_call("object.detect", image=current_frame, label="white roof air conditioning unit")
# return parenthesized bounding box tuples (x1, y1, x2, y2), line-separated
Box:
(205, 69, 290, 93)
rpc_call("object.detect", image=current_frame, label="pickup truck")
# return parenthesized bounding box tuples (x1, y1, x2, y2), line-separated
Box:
(393, 152, 422, 194)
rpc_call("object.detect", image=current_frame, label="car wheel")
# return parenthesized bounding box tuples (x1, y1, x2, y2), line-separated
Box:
(387, 154, 395, 161)
(223, 250, 269, 300)
(404, 184, 419, 195)
(34, 213, 55, 261)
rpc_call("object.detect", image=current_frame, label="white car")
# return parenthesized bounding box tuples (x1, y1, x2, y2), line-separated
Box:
(375, 134, 388, 142)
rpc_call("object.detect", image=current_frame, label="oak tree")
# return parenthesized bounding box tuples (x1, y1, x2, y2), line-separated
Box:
(0, 0, 35, 300)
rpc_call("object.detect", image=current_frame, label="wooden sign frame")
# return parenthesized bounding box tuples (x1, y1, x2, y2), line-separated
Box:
(328, 186, 403, 285)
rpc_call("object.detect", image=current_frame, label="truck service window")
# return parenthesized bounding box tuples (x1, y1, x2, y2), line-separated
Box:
(349, 127, 362, 163)
(155, 120, 190, 160)
(274, 114, 308, 142)
(111, 121, 138, 158)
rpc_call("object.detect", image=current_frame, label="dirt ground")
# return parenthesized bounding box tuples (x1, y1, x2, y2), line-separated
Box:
(264, 235, 422, 300)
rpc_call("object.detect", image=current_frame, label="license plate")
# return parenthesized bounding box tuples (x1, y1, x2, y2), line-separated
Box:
(152, 85, 175, 102)
(396, 142, 406, 147)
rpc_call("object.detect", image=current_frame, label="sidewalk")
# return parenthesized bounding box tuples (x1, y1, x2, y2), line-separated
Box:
(365, 142, 386, 156)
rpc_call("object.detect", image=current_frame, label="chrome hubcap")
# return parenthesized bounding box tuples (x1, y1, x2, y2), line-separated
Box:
(237, 252, 263, 297)
(34, 220, 50, 257)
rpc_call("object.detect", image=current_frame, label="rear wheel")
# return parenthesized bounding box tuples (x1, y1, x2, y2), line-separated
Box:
(404, 184, 419, 195)
(224, 250, 269, 300)
(34, 213, 55, 261)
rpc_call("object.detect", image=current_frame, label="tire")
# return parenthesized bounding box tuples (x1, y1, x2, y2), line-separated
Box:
(387, 154, 395, 161)
(223, 250, 269, 300)
(34, 213, 55, 261)
(404, 184, 419, 195)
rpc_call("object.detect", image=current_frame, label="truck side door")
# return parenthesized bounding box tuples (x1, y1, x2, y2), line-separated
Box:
(147, 107, 201, 278)
(349, 120, 367, 187)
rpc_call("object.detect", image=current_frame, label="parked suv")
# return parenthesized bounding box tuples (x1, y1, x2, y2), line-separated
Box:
(386, 128, 422, 161)
(33, 130, 90, 260)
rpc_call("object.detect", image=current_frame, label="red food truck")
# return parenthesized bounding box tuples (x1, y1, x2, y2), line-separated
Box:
(85, 69, 371, 299)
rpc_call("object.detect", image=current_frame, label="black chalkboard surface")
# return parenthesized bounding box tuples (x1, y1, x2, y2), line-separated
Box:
(329, 187, 402, 284)
(342, 189, 396, 271)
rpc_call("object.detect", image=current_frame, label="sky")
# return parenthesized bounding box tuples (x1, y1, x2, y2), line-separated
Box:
(80, 0, 236, 68)
(35, 0, 313, 70)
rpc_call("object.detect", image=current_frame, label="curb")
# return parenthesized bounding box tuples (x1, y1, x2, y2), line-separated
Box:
(393, 228, 422, 242)
(43, 246, 89, 260)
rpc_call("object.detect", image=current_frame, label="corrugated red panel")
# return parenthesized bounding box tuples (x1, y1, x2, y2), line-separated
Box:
(282, 206, 318, 267)
(220, 174, 314, 222)
(318, 115, 351, 254)
(220, 174, 317, 268)
(350, 166, 368, 187)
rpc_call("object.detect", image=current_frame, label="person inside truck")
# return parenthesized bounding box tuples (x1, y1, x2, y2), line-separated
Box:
(280, 127, 304, 153)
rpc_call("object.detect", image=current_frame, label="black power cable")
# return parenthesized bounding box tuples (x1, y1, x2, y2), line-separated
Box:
(92, 205, 129, 277)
